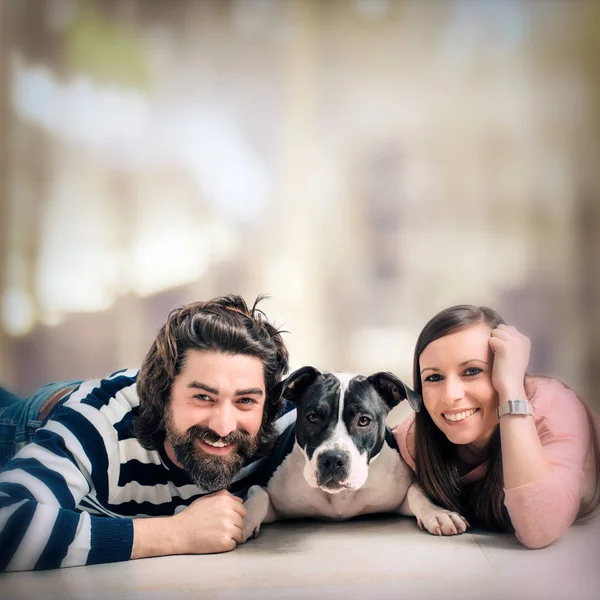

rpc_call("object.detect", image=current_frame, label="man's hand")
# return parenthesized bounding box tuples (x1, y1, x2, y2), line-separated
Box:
(174, 490, 246, 554)
(131, 490, 246, 559)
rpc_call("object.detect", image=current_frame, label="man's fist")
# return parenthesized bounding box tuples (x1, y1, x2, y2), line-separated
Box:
(172, 490, 246, 554)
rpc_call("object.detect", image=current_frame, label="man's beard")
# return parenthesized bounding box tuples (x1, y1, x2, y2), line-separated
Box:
(164, 413, 260, 492)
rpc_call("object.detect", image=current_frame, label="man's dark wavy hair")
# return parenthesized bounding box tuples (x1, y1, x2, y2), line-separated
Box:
(133, 294, 289, 455)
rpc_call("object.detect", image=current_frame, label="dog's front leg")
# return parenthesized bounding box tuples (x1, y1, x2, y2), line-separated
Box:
(241, 485, 277, 543)
(397, 482, 469, 536)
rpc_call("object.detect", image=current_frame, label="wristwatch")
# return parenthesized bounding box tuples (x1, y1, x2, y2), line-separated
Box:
(497, 399, 533, 419)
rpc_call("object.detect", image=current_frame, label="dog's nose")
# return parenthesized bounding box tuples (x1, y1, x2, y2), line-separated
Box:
(317, 450, 349, 480)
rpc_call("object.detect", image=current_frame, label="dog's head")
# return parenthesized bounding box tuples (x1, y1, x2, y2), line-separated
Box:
(281, 367, 421, 494)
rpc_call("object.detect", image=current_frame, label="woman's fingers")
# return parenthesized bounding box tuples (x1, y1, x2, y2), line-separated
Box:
(488, 336, 507, 356)
(489, 324, 531, 398)
(493, 324, 529, 344)
(491, 327, 515, 341)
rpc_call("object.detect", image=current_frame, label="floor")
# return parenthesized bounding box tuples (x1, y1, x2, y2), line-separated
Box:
(2, 512, 599, 600)
(2, 405, 598, 599)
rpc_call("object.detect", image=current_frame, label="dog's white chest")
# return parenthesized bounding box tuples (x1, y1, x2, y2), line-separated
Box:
(267, 442, 413, 521)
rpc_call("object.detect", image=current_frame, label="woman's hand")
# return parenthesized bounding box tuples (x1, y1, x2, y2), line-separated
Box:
(488, 324, 531, 402)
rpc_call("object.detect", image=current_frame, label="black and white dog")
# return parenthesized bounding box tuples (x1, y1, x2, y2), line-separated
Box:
(241, 367, 468, 542)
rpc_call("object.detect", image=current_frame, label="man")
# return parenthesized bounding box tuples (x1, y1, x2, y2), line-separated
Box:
(0, 295, 293, 571)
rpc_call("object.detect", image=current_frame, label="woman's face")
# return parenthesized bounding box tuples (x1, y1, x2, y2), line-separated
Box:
(419, 323, 499, 451)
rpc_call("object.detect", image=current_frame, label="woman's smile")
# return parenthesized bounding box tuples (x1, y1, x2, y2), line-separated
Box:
(441, 407, 481, 424)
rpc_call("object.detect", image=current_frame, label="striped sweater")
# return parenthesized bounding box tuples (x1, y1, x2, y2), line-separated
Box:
(0, 369, 297, 571)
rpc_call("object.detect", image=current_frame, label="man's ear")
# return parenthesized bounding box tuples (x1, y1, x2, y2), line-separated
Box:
(281, 366, 321, 404)
(366, 371, 422, 412)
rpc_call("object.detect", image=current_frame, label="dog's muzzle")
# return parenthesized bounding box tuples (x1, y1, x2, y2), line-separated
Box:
(316, 449, 350, 489)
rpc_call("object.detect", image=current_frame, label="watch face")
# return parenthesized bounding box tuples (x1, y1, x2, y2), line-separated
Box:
(512, 400, 526, 413)
(498, 400, 532, 418)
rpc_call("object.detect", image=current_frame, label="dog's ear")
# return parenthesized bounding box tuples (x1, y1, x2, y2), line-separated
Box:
(366, 372, 422, 412)
(281, 366, 321, 404)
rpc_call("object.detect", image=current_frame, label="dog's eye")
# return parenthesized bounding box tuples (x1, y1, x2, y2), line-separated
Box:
(306, 414, 319, 425)
(357, 416, 372, 427)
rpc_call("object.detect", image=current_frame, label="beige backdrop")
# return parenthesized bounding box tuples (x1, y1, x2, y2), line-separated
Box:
(1, 0, 599, 412)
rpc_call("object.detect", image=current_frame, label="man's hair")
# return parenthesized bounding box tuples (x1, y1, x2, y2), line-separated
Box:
(133, 294, 289, 453)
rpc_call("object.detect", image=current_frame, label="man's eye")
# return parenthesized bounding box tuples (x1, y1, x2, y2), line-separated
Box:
(238, 397, 257, 405)
(357, 416, 372, 427)
(194, 394, 212, 402)
(306, 414, 319, 425)
(424, 374, 443, 383)
(463, 367, 483, 377)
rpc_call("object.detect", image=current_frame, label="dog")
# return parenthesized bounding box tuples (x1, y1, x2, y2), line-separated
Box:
(241, 366, 468, 542)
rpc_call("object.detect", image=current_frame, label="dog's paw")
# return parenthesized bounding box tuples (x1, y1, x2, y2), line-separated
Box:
(241, 522, 261, 544)
(417, 509, 470, 536)
(241, 486, 270, 543)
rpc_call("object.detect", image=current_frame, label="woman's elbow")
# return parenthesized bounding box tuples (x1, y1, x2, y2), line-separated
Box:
(507, 485, 580, 549)
(513, 515, 574, 549)
(515, 529, 560, 549)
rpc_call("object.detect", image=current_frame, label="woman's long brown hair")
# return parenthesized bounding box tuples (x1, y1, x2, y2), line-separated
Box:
(412, 305, 600, 531)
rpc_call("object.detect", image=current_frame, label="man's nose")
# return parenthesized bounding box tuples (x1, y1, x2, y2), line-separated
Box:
(444, 376, 465, 403)
(207, 403, 237, 438)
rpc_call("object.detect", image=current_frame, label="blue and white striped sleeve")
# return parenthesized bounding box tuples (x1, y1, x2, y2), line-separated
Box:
(0, 382, 134, 571)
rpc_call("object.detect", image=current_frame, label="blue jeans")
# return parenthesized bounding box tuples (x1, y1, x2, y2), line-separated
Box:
(0, 380, 82, 471)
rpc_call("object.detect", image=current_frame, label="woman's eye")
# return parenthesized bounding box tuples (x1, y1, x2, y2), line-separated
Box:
(357, 416, 372, 427)
(463, 367, 483, 377)
(424, 374, 443, 383)
(306, 414, 319, 425)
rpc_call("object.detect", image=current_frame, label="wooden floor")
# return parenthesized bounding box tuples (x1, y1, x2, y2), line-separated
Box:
(2, 512, 599, 600)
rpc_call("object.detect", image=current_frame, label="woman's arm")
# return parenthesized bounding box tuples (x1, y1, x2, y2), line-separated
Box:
(490, 326, 590, 548)
(490, 325, 552, 489)
(502, 379, 590, 548)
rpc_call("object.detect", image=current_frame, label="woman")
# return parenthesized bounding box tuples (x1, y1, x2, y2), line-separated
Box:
(393, 305, 600, 549)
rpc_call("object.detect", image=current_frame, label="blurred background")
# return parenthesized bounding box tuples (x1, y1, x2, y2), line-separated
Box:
(1, 0, 599, 416)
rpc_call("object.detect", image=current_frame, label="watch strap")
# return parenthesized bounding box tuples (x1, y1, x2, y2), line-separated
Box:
(497, 399, 533, 419)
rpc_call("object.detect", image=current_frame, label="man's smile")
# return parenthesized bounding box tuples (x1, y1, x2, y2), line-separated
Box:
(196, 438, 236, 456)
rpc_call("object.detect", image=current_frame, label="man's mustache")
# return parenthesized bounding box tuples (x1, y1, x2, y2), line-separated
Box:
(187, 425, 252, 446)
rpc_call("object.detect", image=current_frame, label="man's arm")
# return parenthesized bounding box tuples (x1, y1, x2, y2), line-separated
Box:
(1, 465, 246, 571)
(0, 374, 140, 571)
(130, 490, 245, 559)
(0, 417, 134, 571)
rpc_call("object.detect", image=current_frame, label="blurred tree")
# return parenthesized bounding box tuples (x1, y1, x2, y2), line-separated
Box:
(65, 1, 152, 88)
(11, 0, 152, 88)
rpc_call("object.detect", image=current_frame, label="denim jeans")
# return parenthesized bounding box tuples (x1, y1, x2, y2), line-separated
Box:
(0, 380, 82, 471)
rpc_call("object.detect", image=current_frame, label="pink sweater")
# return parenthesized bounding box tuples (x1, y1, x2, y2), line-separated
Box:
(393, 377, 599, 548)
